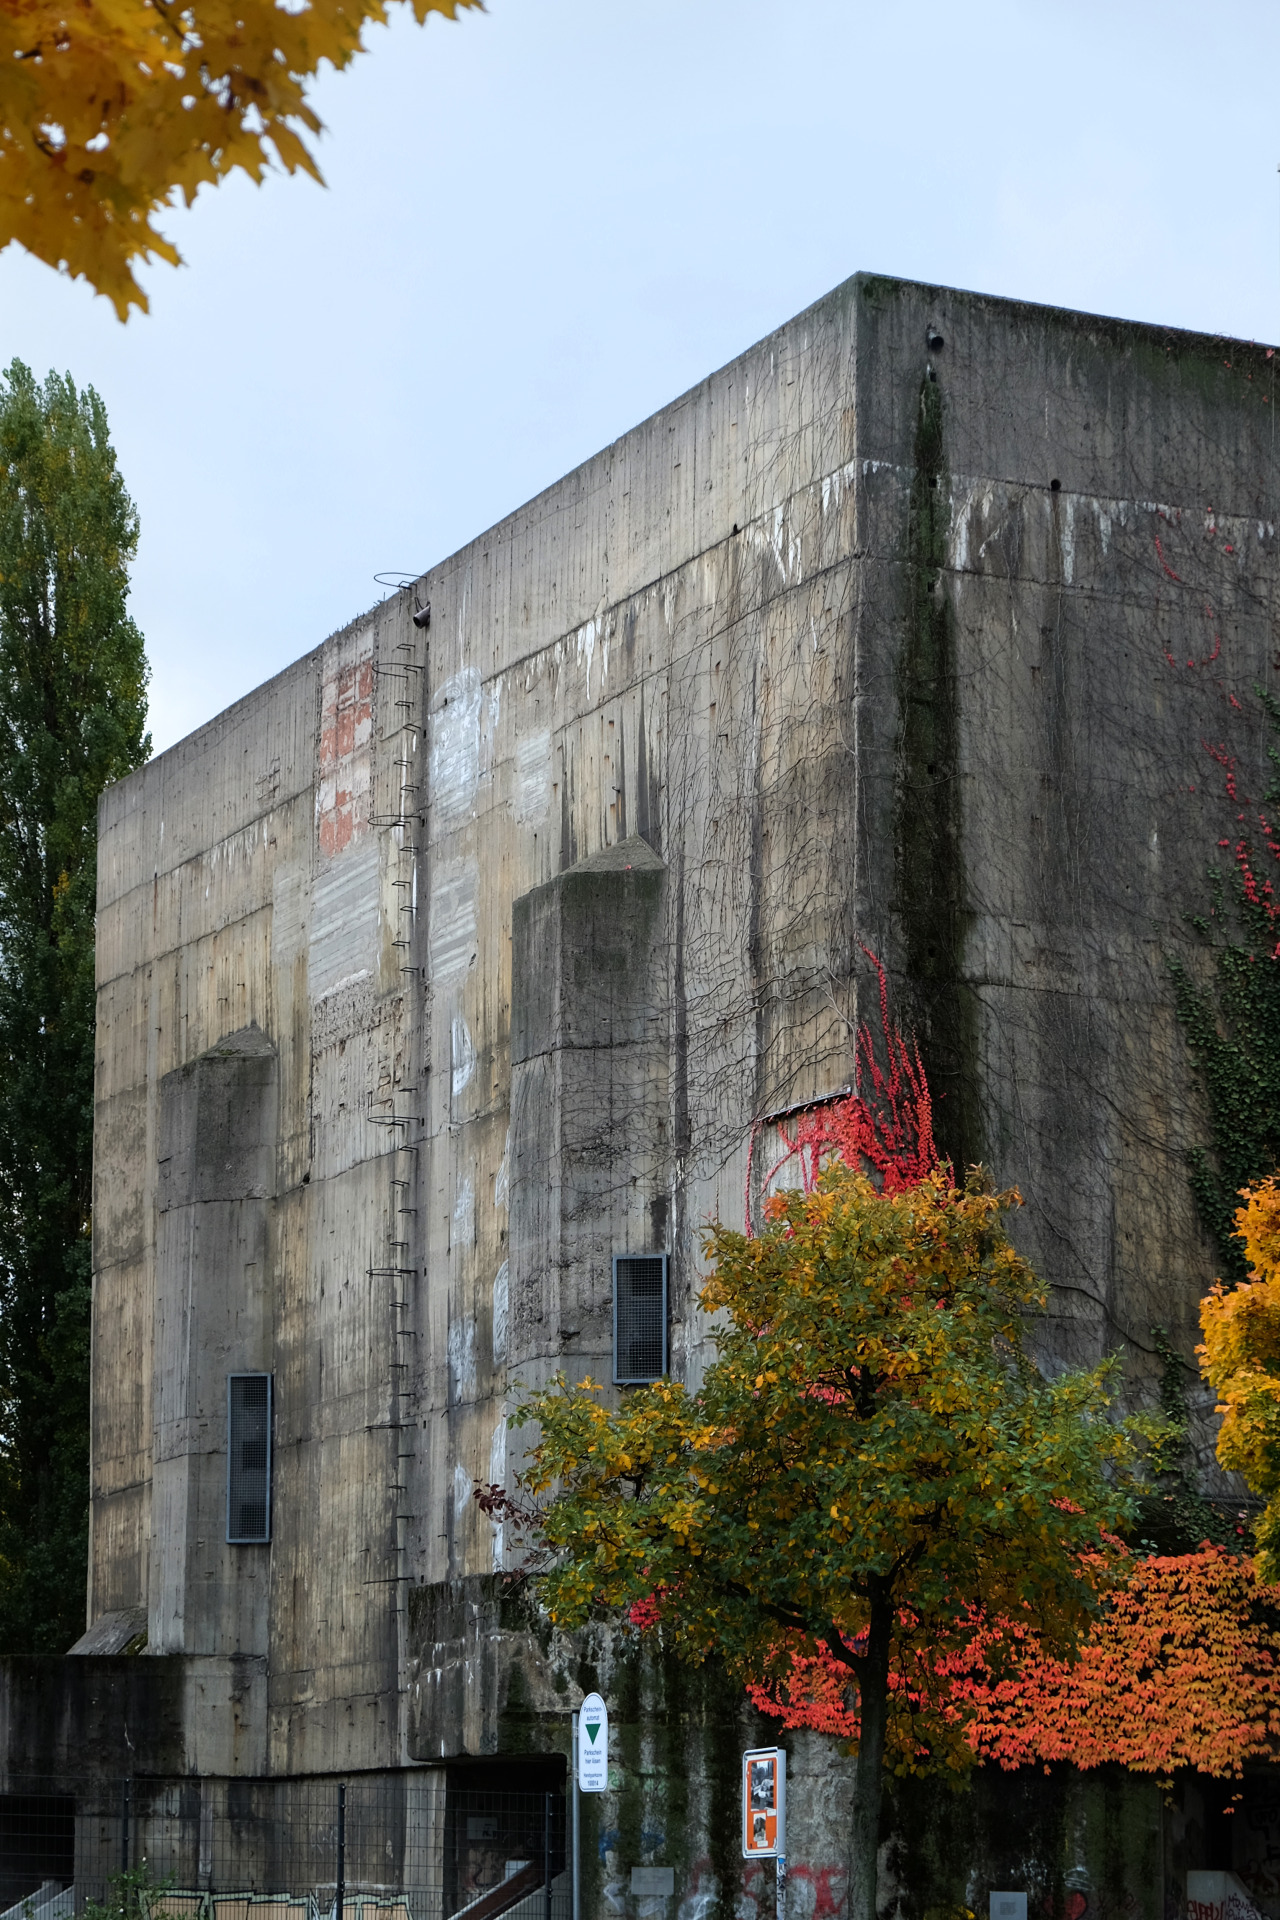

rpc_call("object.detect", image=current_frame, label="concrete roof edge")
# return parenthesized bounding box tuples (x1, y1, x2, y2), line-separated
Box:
(109, 270, 1280, 801)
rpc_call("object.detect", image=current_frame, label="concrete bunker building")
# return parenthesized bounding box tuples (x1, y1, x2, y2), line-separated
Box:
(11, 272, 1280, 1917)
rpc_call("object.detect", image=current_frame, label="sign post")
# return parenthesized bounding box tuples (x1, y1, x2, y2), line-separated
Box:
(742, 1748, 786, 1920)
(571, 1711, 580, 1920)
(574, 1692, 607, 1920)
(578, 1692, 609, 1794)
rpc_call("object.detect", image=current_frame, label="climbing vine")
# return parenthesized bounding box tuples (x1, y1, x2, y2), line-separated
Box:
(1128, 1325, 1250, 1555)
(1169, 689, 1280, 1278)
(757, 945, 937, 1213)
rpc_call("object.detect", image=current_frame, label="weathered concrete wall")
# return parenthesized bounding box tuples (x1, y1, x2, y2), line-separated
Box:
(0, 1656, 186, 1779)
(401, 1578, 1181, 1920)
(92, 611, 423, 1777)
(850, 280, 1280, 1403)
(405, 1578, 848, 1920)
(509, 841, 670, 1397)
(152, 1024, 277, 1670)
(78, 271, 1280, 1907)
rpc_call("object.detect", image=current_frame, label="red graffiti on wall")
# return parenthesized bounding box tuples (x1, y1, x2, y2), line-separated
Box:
(679, 1855, 849, 1920)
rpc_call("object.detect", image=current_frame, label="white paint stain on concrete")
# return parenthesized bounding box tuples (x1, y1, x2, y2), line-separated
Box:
(820, 457, 858, 517)
(491, 1260, 509, 1364)
(453, 1173, 475, 1247)
(428, 857, 478, 983)
(310, 834, 379, 999)
(488, 1418, 507, 1568)
(1060, 494, 1076, 586)
(576, 620, 598, 700)
(448, 1315, 477, 1405)
(493, 1131, 510, 1211)
(514, 729, 552, 824)
(949, 481, 986, 572)
(452, 1459, 472, 1518)
(482, 675, 503, 763)
(747, 504, 803, 589)
(451, 1016, 476, 1096)
(430, 668, 481, 823)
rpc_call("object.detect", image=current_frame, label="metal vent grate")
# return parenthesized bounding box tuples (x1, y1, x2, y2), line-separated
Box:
(227, 1373, 272, 1543)
(613, 1255, 668, 1384)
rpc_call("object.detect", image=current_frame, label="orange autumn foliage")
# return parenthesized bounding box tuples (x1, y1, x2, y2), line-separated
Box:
(960, 1548, 1280, 1774)
(749, 1549, 1280, 1778)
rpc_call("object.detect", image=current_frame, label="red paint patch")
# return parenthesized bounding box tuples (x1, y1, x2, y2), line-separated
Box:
(317, 649, 374, 858)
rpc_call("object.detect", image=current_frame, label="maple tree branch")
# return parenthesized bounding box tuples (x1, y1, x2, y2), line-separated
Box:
(822, 1619, 867, 1675)
(701, 1569, 833, 1645)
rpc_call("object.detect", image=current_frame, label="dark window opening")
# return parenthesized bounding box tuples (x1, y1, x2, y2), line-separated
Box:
(0, 1792, 74, 1909)
(613, 1254, 668, 1384)
(227, 1373, 272, 1544)
(444, 1761, 565, 1920)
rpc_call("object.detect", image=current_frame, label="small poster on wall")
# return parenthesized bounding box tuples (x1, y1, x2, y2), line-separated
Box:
(741, 1748, 786, 1859)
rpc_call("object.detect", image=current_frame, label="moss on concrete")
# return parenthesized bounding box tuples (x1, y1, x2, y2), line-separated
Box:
(894, 369, 982, 1175)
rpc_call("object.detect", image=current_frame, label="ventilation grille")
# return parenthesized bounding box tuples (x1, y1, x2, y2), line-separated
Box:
(613, 1256, 668, 1385)
(227, 1373, 272, 1543)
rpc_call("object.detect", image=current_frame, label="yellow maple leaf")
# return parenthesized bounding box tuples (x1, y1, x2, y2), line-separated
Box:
(0, 0, 483, 316)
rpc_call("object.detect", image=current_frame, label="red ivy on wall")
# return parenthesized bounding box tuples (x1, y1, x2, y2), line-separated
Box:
(747, 1549, 1280, 1778)
(755, 946, 937, 1223)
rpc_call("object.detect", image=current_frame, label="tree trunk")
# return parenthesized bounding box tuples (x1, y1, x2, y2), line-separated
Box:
(848, 1583, 892, 1920)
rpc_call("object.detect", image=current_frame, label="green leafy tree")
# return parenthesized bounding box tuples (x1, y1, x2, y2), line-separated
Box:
(0, 360, 149, 1653)
(514, 1168, 1140, 1920)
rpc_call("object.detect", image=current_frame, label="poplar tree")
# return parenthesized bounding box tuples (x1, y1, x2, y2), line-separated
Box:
(0, 361, 149, 1654)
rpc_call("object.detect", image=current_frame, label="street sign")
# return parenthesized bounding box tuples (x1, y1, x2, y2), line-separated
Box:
(578, 1692, 609, 1792)
(742, 1748, 785, 1859)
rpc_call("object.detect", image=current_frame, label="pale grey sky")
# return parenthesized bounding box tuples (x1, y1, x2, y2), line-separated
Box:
(2, 0, 1276, 752)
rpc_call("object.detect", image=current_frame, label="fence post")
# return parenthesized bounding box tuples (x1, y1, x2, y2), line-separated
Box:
(121, 1777, 132, 1875)
(336, 1783, 346, 1920)
(543, 1791, 552, 1920)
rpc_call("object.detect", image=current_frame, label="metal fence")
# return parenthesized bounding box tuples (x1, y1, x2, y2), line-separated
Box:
(0, 1777, 569, 1920)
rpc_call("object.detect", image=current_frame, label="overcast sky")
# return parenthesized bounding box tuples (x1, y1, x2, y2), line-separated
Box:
(2, 0, 1277, 753)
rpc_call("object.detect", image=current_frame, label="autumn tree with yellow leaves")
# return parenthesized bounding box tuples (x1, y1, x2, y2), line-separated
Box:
(1201, 1175, 1280, 1577)
(0, 0, 481, 316)
(513, 1166, 1142, 1920)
